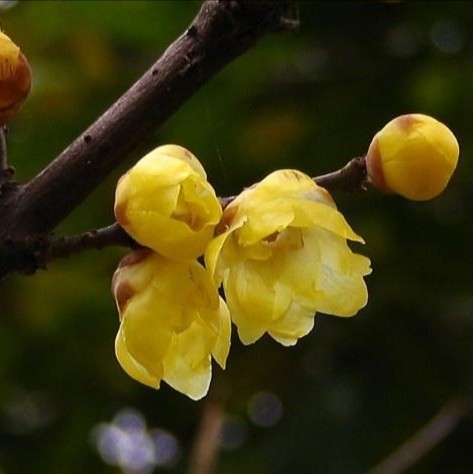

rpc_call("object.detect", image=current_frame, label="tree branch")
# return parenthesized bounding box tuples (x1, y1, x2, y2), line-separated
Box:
(44, 223, 135, 262)
(189, 400, 225, 474)
(0, 155, 368, 277)
(367, 397, 472, 474)
(315, 156, 367, 192)
(0, 1, 293, 242)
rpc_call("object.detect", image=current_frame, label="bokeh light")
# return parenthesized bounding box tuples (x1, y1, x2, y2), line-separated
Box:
(247, 391, 283, 428)
(91, 408, 181, 473)
(218, 415, 248, 451)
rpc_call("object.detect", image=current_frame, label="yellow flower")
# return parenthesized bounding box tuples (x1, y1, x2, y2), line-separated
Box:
(112, 250, 231, 400)
(0, 31, 31, 125)
(366, 114, 459, 201)
(115, 145, 222, 261)
(205, 170, 371, 346)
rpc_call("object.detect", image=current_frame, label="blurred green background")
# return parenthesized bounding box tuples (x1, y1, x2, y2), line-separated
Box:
(0, 1, 472, 473)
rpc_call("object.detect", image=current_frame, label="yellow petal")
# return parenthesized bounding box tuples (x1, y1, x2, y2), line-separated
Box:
(223, 256, 292, 344)
(125, 209, 216, 261)
(115, 327, 161, 388)
(163, 322, 213, 400)
(205, 233, 229, 280)
(303, 228, 371, 316)
(120, 292, 173, 371)
(235, 318, 267, 346)
(210, 297, 232, 369)
(269, 301, 316, 346)
(227, 170, 364, 245)
(153, 144, 208, 179)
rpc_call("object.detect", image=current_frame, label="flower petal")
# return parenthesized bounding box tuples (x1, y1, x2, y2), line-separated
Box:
(163, 322, 213, 400)
(210, 298, 231, 369)
(269, 301, 315, 346)
(304, 228, 371, 316)
(115, 327, 161, 389)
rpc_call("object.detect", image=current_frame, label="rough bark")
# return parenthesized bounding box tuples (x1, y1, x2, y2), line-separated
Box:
(0, 0, 294, 278)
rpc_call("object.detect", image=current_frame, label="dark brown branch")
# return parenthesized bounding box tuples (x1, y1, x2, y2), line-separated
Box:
(0, 153, 367, 276)
(34, 157, 368, 267)
(367, 397, 472, 474)
(0, 0, 366, 278)
(0, 155, 367, 280)
(0, 0, 293, 245)
(45, 223, 135, 263)
(0, 0, 295, 279)
(315, 156, 367, 192)
(219, 156, 367, 208)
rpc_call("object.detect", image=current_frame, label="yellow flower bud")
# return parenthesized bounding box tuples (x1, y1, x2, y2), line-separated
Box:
(115, 145, 222, 261)
(0, 31, 31, 125)
(205, 170, 371, 347)
(112, 250, 231, 400)
(366, 114, 459, 201)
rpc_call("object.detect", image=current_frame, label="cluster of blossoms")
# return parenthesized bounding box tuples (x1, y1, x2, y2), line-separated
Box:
(112, 114, 459, 400)
(112, 145, 371, 400)
(0, 31, 460, 401)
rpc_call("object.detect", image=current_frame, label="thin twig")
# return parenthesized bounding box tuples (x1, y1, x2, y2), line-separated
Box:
(220, 156, 367, 208)
(188, 400, 224, 474)
(314, 156, 367, 193)
(45, 223, 135, 262)
(367, 397, 472, 474)
(0, 153, 369, 276)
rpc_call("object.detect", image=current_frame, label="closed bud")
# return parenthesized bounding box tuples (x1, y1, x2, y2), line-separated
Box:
(366, 114, 459, 201)
(0, 31, 31, 125)
(115, 145, 222, 261)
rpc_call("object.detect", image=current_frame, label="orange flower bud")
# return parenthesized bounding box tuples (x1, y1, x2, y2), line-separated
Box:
(366, 114, 459, 201)
(0, 31, 31, 125)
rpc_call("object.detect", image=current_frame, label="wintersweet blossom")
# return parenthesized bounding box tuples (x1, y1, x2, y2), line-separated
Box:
(0, 31, 31, 125)
(112, 250, 231, 400)
(114, 145, 222, 261)
(205, 170, 371, 346)
(366, 114, 459, 201)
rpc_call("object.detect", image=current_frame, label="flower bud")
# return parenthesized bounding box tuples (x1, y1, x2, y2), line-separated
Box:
(0, 31, 31, 125)
(366, 114, 459, 201)
(115, 145, 222, 261)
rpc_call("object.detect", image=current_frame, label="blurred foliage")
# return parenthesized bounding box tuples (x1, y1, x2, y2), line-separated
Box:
(0, 1, 473, 473)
